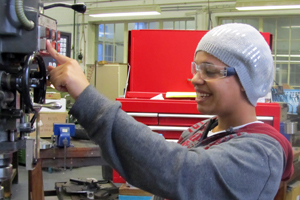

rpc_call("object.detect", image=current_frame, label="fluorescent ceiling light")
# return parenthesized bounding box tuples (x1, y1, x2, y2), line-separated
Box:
(236, 0, 300, 10)
(90, 12, 160, 17)
(89, 5, 161, 18)
(275, 54, 300, 58)
(236, 5, 300, 10)
(281, 26, 300, 28)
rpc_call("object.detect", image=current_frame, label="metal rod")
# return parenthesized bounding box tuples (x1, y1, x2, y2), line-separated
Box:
(94, 60, 97, 87)
(64, 141, 67, 171)
(35, 113, 40, 162)
(73, 0, 76, 59)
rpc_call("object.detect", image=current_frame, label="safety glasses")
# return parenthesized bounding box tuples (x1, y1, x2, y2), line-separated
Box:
(191, 62, 236, 80)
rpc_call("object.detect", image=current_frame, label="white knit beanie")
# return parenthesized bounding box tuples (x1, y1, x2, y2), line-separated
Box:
(195, 23, 274, 106)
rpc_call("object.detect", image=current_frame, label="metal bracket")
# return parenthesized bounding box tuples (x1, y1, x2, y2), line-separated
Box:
(26, 138, 36, 170)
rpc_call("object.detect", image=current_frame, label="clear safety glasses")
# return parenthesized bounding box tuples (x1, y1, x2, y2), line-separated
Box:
(191, 62, 236, 80)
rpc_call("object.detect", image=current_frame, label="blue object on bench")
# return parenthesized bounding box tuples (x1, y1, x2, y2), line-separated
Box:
(119, 195, 152, 200)
(53, 123, 75, 147)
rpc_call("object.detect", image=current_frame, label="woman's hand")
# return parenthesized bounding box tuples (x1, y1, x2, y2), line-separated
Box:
(46, 40, 89, 100)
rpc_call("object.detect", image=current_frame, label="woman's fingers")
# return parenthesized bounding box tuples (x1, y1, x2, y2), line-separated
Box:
(46, 40, 72, 65)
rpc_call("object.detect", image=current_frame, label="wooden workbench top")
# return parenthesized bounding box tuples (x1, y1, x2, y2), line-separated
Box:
(39, 139, 106, 168)
(119, 184, 152, 196)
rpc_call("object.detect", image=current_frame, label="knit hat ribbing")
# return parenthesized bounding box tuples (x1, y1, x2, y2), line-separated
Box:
(195, 23, 274, 106)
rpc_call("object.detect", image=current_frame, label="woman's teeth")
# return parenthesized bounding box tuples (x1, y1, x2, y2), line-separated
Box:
(197, 93, 210, 98)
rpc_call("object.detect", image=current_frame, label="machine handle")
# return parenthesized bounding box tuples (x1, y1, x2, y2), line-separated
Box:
(33, 102, 62, 110)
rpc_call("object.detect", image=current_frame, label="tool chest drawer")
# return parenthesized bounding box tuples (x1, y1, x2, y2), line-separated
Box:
(158, 114, 211, 126)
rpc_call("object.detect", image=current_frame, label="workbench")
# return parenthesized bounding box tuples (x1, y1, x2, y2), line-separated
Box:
(119, 184, 152, 200)
(28, 140, 300, 200)
(28, 139, 108, 200)
(40, 139, 106, 168)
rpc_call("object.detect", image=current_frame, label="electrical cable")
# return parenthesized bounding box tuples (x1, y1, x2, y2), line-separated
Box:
(79, 14, 87, 72)
(207, 0, 213, 30)
(44, 3, 86, 13)
(273, 80, 280, 85)
(15, 0, 35, 30)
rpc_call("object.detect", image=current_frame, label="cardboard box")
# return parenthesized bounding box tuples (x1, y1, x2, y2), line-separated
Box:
(286, 181, 300, 200)
(30, 112, 68, 138)
(46, 92, 61, 99)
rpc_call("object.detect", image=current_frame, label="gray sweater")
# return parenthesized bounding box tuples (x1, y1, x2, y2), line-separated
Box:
(70, 85, 285, 200)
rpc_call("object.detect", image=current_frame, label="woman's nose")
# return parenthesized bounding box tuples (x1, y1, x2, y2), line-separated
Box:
(191, 72, 205, 85)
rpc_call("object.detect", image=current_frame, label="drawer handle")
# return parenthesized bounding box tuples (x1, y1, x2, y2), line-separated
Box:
(159, 114, 214, 118)
(128, 113, 158, 117)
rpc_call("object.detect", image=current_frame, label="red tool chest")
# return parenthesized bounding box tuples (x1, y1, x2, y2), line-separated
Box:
(113, 29, 278, 183)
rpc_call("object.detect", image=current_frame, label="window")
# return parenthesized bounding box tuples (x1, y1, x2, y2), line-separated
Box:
(163, 21, 173, 29)
(136, 22, 148, 29)
(97, 20, 195, 63)
(105, 44, 113, 62)
(163, 20, 195, 30)
(128, 22, 159, 30)
(98, 43, 103, 61)
(97, 23, 124, 63)
(99, 24, 104, 38)
(149, 22, 159, 29)
(174, 21, 186, 30)
(186, 21, 195, 30)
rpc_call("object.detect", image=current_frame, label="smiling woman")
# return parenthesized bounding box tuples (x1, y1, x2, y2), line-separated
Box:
(46, 23, 293, 200)
(191, 51, 244, 116)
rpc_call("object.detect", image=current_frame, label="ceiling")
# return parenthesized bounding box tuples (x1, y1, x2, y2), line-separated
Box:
(41, 0, 237, 13)
(42, 0, 300, 26)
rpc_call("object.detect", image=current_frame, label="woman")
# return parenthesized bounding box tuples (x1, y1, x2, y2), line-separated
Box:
(47, 23, 293, 200)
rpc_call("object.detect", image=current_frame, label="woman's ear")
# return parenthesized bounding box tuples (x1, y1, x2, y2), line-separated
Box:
(234, 75, 245, 92)
(241, 86, 245, 92)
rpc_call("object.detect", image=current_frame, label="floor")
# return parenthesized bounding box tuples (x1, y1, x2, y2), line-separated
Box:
(11, 165, 105, 200)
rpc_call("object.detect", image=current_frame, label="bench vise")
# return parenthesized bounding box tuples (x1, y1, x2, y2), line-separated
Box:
(53, 123, 75, 147)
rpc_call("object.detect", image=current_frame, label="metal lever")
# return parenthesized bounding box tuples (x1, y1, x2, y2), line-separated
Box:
(33, 102, 62, 110)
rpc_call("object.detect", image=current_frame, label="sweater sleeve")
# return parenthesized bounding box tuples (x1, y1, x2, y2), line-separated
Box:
(70, 85, 284, 200)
